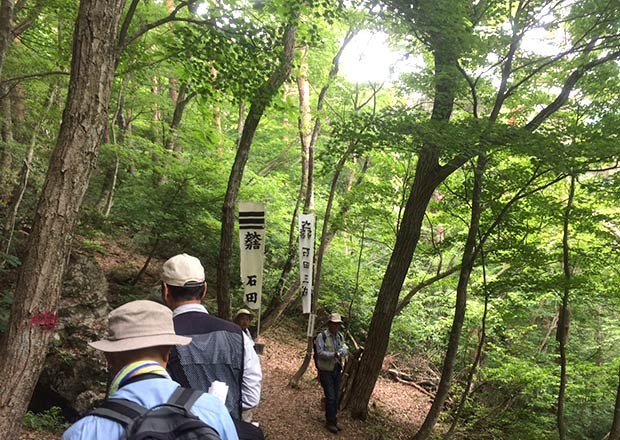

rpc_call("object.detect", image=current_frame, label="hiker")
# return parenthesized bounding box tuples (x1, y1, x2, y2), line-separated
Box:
(61, 300, 238, 440)
(161, 253, 263, 435)
(315, 312, 349, 434)
(234, 308, 254, 344)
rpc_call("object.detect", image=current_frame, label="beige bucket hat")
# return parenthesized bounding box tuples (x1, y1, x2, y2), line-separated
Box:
(234, 308, 254, 319)
(328, 312, 344, 324)
(89, 300, 192, 352)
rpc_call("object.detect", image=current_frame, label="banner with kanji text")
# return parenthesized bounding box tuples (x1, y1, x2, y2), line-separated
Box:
(239, 202, 265, 310)
(298, 214, 315, 314)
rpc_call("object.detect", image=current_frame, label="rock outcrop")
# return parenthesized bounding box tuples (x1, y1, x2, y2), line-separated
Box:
(33, 252, 110, 418)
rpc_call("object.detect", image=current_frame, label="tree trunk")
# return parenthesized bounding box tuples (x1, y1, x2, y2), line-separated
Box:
(236, 100, 246, 143)
(261, 45, 313, 329)
(166, 83, 195, 152)
(413, 154, 487, 440)
(346, 24, 466, 416)
(0, 0, 125, 437)
(131, 234, 160, 285)
(0, 0, 15, 79)
(0, 83, 13, 199)
(97, 81, 127, 215)
(261, 280, 300, 332)
(445, 248, 490, 438)
(289, 144, 354, 387)
(557, 175, 575, 440)
(3, 86, 57, 254)
(348, 158, 440, 420)
(609, 364, 620, 440)
(215, 16, 299, 320)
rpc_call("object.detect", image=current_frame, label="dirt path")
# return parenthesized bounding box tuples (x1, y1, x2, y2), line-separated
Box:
(254, 323, 431, 439)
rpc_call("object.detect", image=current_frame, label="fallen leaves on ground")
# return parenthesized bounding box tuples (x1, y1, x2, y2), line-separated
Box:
(254, 322, 431, 439)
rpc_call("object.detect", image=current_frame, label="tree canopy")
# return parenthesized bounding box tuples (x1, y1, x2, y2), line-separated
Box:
(1, 0, 620, 438)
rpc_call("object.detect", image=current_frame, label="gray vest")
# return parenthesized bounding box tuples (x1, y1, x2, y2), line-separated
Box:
(175, 331, 244, 419)
(316, 331, 344, 372)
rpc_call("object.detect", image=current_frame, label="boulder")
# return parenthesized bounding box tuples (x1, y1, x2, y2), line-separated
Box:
(34, 252, 110, 418)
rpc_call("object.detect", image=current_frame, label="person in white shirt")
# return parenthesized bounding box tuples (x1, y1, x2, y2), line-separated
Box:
(161, 254, 263, 438)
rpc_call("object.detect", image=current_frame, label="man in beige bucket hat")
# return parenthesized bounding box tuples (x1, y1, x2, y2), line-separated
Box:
(315, 312, 349, 434)
(61, 300, 238, 440)
(233, 308, 254, 343)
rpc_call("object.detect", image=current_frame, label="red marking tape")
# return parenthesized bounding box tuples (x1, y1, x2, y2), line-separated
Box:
(31, 311, 58, 330)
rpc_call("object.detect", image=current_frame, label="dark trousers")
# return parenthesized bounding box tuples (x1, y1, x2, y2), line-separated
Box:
(233, 418, 265, 440)
(319, 365, 341, 424)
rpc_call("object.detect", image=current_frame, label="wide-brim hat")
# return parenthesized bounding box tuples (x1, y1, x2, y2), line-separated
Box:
(161, 253, 205, 287)
(89, 300, 191, 352)
(328, 312, 344, 324)
(234, 308, 254, 319)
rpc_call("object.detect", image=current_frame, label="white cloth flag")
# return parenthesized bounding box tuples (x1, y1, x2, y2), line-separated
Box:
(239, 202, 265, 310)
(298, 214, 315, 314)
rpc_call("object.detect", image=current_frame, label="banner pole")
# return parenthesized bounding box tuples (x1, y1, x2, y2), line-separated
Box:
(256, 303, 262, 340)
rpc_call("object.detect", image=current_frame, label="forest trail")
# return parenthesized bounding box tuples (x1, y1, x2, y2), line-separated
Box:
(253, 323, 431, 439)
(19, 243, 432, 439)
(20, 320, 431, 440)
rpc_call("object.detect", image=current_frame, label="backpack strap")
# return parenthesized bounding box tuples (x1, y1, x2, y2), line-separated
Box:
(89, 398, 148, 427)
(166, 387, 204, 412)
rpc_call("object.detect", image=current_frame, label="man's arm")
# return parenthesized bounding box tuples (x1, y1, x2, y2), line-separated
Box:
(241, 331, 262, 409)
(194, 394, 240, 440)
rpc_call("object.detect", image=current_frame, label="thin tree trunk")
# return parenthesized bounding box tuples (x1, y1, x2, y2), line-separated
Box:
(445, 243, 490, 438)
(166, 83, 195, 152)
(261, 45, 313, 329)
(261, 280, 300, 331)
(557, 174, 575, 440)
(0, 0, 15, 79)
(3, 86, 57, 254)
(261, 29, 357, 329)
(609, 364, 620, 440)
(0, 0, 126, 437)
(97, 79, 128, 215)
(131, 234, 160, 285)
(412, 153, 487, 440)
(0, 83, 13, 197)
(212, 67, 222, 152)
(216, 16, 299, 320)
(103, 153, 119, 217)
(289, 143, 356, 387)
(236, 100, 246, 143)
(297, 45, 312, 211)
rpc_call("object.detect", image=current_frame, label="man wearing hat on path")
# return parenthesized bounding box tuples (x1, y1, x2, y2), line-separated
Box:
(161, 253, 263, 438)
(315, 312, 349, 434)
(234, 308, 254, 345)
(61, 300, 238, 440)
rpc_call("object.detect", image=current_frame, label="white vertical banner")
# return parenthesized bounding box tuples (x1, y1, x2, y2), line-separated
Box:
(306, 313, 316, 337)
(298, 214, 315, 314)
(239, 202, 265, 310)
